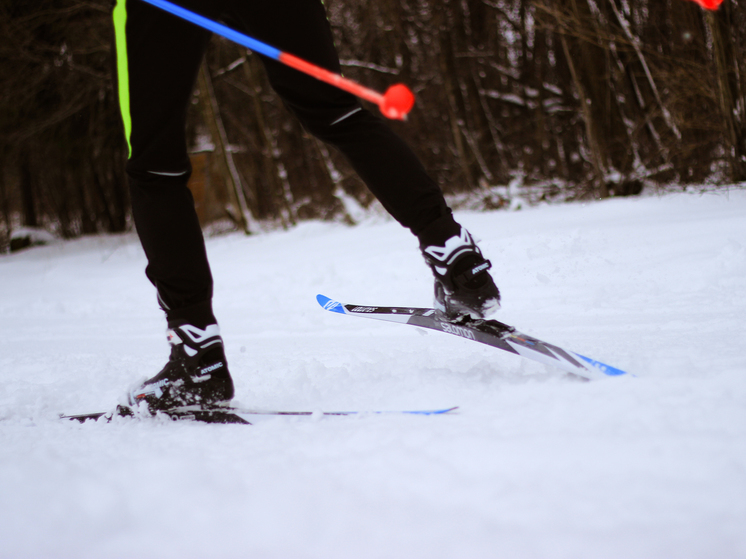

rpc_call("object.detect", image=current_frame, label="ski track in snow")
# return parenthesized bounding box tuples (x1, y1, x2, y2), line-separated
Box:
(1, 189, 745, 558)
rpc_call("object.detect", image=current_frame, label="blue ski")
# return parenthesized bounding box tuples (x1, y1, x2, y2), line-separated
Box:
(317, 294, 630, 380)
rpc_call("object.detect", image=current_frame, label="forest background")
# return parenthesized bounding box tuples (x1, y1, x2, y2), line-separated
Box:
(1, 0, 744, 251)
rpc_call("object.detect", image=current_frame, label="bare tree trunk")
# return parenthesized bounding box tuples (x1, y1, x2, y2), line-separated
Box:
(436, 1, 475, 190)
(0, 147, 10, 252)
(197, 61, 254, 234)
(558, 32, 609, 197)
(19, 146, 39, 228)
(608, 0, 681, 141)
(706, 8, 746, 181)
(241, 54, 296, 227)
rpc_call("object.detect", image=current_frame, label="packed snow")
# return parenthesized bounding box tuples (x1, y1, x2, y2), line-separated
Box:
(1, 187, 745, 558)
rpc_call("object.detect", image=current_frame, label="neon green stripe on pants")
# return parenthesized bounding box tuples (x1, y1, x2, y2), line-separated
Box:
(112, 0, 132, 158)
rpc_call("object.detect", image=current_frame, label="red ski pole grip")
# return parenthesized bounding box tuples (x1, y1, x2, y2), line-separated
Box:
(685, 0, 723, 9)
(380, 84, 416, 120)
(279, 53, 415, 120)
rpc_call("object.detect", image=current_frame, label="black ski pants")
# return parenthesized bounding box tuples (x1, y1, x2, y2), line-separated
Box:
(113, 0, 455, 326)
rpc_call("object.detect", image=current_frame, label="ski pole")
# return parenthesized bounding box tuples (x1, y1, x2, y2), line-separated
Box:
(139, 0, 415, 120)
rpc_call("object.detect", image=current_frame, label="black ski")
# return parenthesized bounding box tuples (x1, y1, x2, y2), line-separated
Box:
(317, 294, 630, 380)
(61, 405, 459, 425)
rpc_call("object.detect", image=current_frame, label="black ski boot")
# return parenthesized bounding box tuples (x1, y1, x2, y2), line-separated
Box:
(421, 227, 501, 320)
(122, 322, 234, 415)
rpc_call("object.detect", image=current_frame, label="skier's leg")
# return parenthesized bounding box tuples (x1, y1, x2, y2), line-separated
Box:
(202, 0, 455, 243)
(113, 0, 215, 327)
(112, 0, 234, 413)
(225, 0, 500, 316)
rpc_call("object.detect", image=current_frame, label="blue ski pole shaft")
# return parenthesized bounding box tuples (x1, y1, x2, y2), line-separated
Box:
(140, 0, 281, 59)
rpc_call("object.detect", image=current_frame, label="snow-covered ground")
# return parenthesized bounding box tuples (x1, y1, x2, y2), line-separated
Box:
(1, 188, 745, 559)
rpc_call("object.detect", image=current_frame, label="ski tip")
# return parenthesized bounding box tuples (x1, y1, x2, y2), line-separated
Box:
(574, 353, 630, 377)
(410, 406, 459, 415)
(357, 406, 459, 415)
(316, 294, 347, 314)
